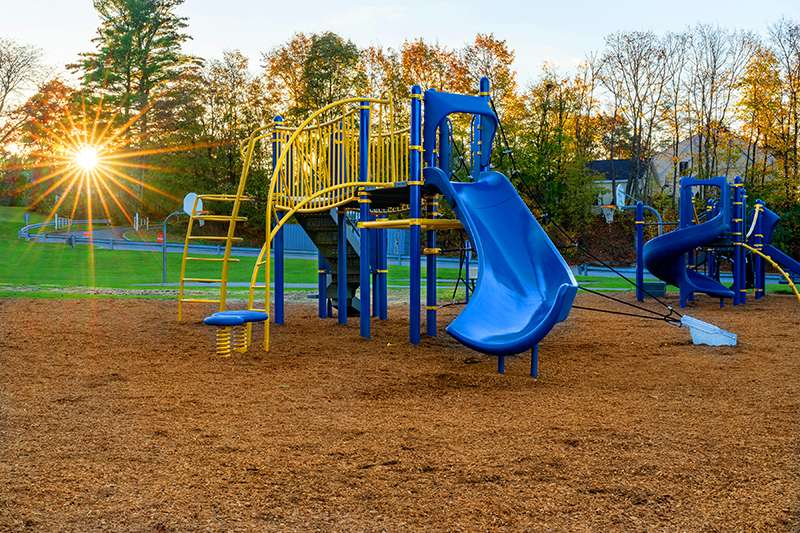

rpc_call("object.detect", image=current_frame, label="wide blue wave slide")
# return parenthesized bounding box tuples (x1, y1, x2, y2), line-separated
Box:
(426, 167, 577, 356)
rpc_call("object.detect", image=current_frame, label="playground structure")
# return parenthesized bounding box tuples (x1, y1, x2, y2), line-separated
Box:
(178, 78, 578, 374)
(634, 176, 800, 306)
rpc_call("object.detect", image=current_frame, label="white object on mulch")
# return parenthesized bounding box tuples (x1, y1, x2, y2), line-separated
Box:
(681, 315, 737, 346)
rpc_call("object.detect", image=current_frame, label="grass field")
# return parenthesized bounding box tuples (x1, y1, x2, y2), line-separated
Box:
(1, 205, 792, 299)
(0, 206, 465, 292)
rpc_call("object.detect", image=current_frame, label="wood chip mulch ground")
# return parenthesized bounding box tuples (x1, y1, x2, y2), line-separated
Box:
(0, 294, 798, 531)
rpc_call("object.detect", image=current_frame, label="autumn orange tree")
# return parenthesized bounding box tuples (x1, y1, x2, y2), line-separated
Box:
(6, 10, 800, 250)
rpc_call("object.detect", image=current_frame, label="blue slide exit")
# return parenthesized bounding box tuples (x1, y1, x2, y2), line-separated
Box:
(426, 167, 578, 356)
(642, 200, 734, 299)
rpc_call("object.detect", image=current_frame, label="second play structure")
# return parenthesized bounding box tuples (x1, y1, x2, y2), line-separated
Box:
(178, 78, 577, 374)
(635, 176, 800, 306)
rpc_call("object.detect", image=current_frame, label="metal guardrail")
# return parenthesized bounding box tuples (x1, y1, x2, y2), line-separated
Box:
(17, 219, 410, 260)
(18, 219, 109, 239)
(18, 219, 265, 256)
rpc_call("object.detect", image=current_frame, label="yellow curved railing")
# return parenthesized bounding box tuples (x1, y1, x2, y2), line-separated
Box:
(242, 97, 411, 350)
(179, 97, 409, 321)
(739, 242, 800, 304)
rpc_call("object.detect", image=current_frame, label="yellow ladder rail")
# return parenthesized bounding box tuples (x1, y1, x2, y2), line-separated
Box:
(178, 178, 252, 318)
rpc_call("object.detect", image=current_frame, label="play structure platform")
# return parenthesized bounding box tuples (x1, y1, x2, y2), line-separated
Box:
(178, 78, 577, 374)
(634, 176, 800, 306)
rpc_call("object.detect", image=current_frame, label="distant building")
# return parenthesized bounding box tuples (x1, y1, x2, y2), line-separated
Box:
(588, 135, 777, 206)
(650, 135, 776, 197)
(586, 159, 652, 206)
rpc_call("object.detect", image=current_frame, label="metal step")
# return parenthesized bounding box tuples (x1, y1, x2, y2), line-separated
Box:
(296, 210, 362, 311)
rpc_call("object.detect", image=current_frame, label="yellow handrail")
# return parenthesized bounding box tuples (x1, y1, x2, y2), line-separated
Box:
(739, 242, 800, 304)
(241, 96, 409, 351)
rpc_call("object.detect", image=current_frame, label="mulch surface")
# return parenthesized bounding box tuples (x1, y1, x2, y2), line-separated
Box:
(0, 294, 798, 531)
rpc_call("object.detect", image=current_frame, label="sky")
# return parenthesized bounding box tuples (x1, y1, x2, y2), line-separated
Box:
(1, 0, 798, 92)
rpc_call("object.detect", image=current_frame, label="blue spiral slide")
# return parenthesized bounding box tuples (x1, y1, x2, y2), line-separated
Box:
(642, 176, 734, 301)
(642, 209, 734, 300)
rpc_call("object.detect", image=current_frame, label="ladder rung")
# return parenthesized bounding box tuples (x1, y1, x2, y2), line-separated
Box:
(180, 298, 220, 303)
(251, 284, 267, 288)
(187, 236, 243, 241)
(185, 256, 240, 262)
(193, 215, 248, 222)
(183, 278, 223, 283)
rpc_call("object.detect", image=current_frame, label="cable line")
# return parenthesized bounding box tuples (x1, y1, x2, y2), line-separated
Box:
(488, 97, 682, 320)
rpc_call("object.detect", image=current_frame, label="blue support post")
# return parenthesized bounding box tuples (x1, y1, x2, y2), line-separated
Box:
(272, 116, 285, 324)
(497, 355, 505, 374)
(733, 178, 744, 306)
(531, 345, 539, 379)
(465, 239, 472, 303)
(635, 201, 645, 302)
(426, 196, 438, 337)
(379, 217, 389, 320)
(678, 182, 691, 308)
(409, 85, 423, 345)
(754, 201, 765, 299)
(707, 202, 717, 281)
(470, 77, 491, 178)
(470, 116, 480, 179)
(478, 77, 490, 174)
(318, 251, 328, 318)
(359, 101, 371, 339)
(337, 209, 348, 325)
(740, 182, 748, 305)
(274, 216, 284, 324)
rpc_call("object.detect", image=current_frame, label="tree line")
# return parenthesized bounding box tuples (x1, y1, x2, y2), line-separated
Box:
(1, 0, 799, 249)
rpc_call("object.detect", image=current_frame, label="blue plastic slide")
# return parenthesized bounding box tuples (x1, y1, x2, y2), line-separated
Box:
(643, 199, 734, 300)
(426, 167, 578, 355)
(758, 204, 800, 277)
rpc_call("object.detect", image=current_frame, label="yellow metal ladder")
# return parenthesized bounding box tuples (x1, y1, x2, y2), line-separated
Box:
(177, 193, 252, 320)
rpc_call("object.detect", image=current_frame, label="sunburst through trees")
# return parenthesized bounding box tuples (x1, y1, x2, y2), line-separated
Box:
(8, 93, 193, 238)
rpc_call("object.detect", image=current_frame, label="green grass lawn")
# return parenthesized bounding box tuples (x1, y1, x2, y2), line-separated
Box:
(0, 206, 461, 292)
(1, 205, 795, 299)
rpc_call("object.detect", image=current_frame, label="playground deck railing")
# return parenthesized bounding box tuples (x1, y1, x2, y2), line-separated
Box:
(178, 97, 411, 324)
(244, 97, 411, 349)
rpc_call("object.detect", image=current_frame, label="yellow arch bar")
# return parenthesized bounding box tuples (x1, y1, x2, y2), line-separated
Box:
(739, 242, 800, 304)
(250, 96, 408, 351)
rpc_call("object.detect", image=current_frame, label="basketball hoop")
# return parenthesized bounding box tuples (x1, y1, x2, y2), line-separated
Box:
(600, 204, 616, 224)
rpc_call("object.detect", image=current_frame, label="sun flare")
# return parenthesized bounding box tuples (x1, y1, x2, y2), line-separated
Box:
(74, 145, 100, 172)
(4, 93, 197, 234)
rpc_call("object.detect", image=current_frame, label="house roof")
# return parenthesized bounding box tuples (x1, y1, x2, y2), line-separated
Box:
(587, 159, 648, 182)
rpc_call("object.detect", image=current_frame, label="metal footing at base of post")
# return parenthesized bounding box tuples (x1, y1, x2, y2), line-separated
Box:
(531, 345, 539, 379)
